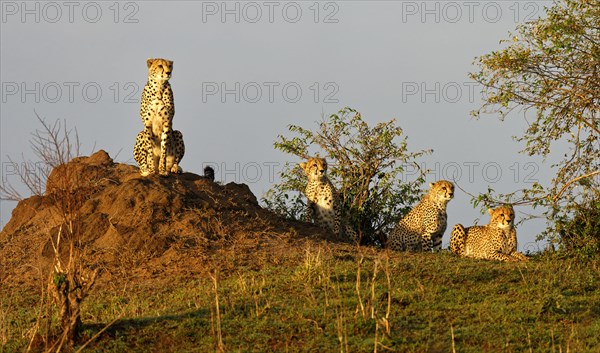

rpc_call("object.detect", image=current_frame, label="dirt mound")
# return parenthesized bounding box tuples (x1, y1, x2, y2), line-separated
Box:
(0, 150, 332, 289)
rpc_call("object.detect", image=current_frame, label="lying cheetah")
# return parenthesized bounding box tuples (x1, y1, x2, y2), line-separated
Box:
(387, 180, 454, 252)
(450, 206, 528, 262)
(134, 129, 184, 176)
(139, 58, 178, 176)
(300, 157, 356, 240)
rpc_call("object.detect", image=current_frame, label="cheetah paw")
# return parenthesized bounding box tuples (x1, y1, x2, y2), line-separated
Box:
(170, 164, 182, 174)
(139, 168, 152, 177)
(158, 168, 169, 177)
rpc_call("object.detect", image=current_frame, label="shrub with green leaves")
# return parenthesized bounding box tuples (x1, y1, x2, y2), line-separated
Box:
(262, 107, 431, 245)
(554, 192, 600, 257)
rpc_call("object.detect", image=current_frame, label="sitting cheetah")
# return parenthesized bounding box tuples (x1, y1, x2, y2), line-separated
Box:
(387, 180, 454, 252)
(139, 58, 178, 176)
(300, 157, 356, 240)
(449, 206, 528, 262)
(134, 129, 184, 176)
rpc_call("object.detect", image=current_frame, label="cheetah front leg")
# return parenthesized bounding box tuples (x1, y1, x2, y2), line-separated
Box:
(420, 232, 433, 252)
(155, 103, 173, 176)
(304, 201, 315, 223)
(421, 217, 442, 252)
(510, 252, 528, 261)
(506, 230, 527, 261)
(159, 128, 171, 176)
(431, 232, 443, 251)
(489, 251, 517, 262)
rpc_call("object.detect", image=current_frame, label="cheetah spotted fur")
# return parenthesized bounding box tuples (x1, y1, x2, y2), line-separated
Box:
(387, 180, 454, 252)
(300, 157, 356, 240)
(134, 129, 184, 177)
(138, 58, 179, 176)
(449, 206, 528, 262)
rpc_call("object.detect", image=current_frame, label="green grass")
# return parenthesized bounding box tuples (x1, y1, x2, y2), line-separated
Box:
(2, 248, 600, 352)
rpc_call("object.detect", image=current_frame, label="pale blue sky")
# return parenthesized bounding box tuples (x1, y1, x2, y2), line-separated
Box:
(1, 1, 555, 250)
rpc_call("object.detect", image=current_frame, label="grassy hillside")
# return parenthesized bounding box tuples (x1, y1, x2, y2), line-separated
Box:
(1, 152, 598, 352)
(3, 247, 599, 353)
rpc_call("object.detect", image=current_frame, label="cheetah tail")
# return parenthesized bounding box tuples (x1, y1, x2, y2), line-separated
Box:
(204, 166, 215, 182)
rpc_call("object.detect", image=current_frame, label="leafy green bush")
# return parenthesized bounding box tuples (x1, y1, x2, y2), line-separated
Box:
(554, 188, 600, 257)
(262, 107, 431, 246)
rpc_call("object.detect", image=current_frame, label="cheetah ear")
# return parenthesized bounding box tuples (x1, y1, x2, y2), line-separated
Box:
(146, 58, 154, 68)
(429, 182, 435, 188)
(299, 162, 306, 170)
(488, 208, 494, 215)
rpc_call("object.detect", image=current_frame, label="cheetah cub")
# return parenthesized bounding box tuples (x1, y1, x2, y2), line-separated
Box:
(137, 58, 184, 176)
(300, 157, 356, 240)
(387, 180, 454, 252)
(450, 206, 528, 262)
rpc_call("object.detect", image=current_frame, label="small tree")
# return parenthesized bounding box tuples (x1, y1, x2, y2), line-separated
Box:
(469, 0, 600, 252)
(263, 107, 431, 245)
(1, 114, 97, 349)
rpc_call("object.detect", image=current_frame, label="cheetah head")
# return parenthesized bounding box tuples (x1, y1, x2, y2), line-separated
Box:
(428, 180, 454, 203)
(300, 157, 328, 182)
(147, 58, 173, 81)
(489, 206, 515, 229)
